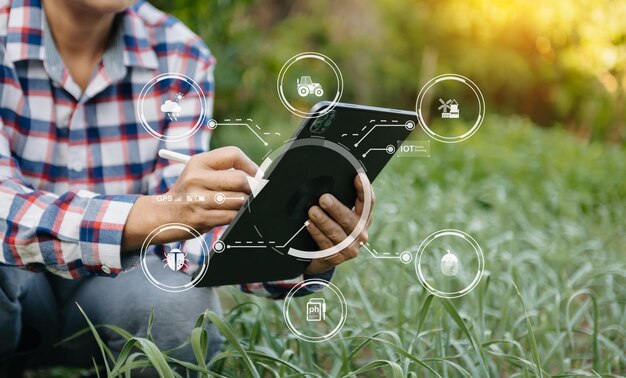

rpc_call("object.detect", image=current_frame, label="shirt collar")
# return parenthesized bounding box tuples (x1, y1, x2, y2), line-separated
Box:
(122, 2, 158, 70)
(5, 0, 158, 71)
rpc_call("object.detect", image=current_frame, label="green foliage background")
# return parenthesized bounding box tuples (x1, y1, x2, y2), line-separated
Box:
(153, 0, 626, 153)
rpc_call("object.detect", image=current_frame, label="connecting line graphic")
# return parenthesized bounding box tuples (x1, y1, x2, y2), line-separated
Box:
(278, 221, 310, 248)
(360, 242, 413, 264)
(214, 192, 245, 204)
(222, 221, 310, 250)
(354, 119, 412, 147)
(362, 145, 395, 158)
(208, 118, 271, 146)
(223, 240, 278, 249)
(227, 241, 268, 249)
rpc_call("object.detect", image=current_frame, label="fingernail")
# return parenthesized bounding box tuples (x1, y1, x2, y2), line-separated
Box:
(321, 194, 333, 208)
(310, 206, 322, 219)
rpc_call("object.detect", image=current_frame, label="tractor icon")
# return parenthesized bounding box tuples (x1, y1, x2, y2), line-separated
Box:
(297, 76, 324, 97)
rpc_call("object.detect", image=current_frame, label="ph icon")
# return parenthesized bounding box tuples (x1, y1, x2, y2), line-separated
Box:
(306, 298, 326, 322)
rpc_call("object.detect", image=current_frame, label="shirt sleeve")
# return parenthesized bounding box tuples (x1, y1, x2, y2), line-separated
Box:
(0, 121, 139, 279)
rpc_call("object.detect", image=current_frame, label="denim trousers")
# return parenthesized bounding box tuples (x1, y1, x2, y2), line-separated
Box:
(0, 254, 224, 373)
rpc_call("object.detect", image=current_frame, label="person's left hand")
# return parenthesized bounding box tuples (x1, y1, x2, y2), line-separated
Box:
(305, 175, 375, 275)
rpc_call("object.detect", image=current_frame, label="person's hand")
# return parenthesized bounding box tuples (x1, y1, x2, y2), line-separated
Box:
(122, 146, 257, 250)
(164, 146, 258, 231)
(305, 175, 375, 275)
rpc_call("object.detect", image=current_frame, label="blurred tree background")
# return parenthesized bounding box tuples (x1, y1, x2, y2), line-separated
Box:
(153, 0, 625, 152)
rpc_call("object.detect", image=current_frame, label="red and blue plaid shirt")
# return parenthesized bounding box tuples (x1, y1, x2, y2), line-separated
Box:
(0, 0, 329, 298)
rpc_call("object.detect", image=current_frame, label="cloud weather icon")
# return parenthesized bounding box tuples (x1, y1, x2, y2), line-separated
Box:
(161, 100, 182, 121)
(161, 100, 181, 113)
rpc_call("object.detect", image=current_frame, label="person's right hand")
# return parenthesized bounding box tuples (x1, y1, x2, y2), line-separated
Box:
(122, 146, 258, 250)
(165, 146, 258, 231)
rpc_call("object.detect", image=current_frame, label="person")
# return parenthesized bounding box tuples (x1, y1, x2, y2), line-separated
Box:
(0, 0, 372, 374)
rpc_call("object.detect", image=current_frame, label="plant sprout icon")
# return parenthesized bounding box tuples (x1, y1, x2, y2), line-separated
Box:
(438, 98, 460, 119)
(440, 250, 459, 277)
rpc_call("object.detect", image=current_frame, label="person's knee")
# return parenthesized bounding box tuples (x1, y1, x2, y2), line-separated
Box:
(0, 267, 52, 357)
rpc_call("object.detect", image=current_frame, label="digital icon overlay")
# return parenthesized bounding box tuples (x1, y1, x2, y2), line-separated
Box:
(283, 279, 347, 342)
(438, 98, 460, 118)
(207, 118, 279, 147)
(163, 244, 188, 271)
(140, 223, 210, 292)
(415, 229, 484, 298)
(277, 52, 343, 118)
(137, 73, 208, 142)
(161, 92, 184, 121)
(416, 74, 485, 143)
(297, 75, 324, 97)
(440, 250, 459, 276)
(306, 298, 327, 322)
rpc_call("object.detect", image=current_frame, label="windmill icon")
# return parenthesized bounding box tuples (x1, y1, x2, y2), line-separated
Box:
(438, 98, 460, 119)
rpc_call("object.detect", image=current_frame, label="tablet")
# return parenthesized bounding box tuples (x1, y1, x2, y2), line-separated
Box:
(198, 102, 417, 286)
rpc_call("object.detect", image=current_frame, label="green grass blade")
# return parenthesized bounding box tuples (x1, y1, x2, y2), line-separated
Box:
(135, 338, 175, 378)
(511, 281, 544, 378)
(439, 299, 489, 376)
(189, 312, 210, 377)
(75, 303, 113, 375)
(203, 310, 260, 378)
(345, 360, 404, 378)
(147, 308, 156, 343)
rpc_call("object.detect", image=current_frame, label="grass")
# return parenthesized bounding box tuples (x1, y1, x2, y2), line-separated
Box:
(32, 115, 626, 377)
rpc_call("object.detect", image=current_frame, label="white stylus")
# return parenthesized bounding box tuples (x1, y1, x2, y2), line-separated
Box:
(158, 149, 191, 164)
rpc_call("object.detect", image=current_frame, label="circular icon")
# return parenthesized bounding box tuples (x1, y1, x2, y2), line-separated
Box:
(415, 74, 485, 143)
(277, 52, 343, 118)
(207, 119, 217, 129)
(283, 279, 348, 342)
(405, 120, 416, 131)
(213, 240, 226, 254)
(214, 193, 226, 204)
(415, 229, 484, 298)
(385, 144, 396, 154)
(137, 73, 207, 142)
(140, 223, 209, 292)
(400, 251, 413, 264)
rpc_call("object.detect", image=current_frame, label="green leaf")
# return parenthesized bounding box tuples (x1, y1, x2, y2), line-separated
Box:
(346, 360, 404, 378)
(511, 281, 545, 378)
(135, 338, 175, 378)
(75, 303, 113, 376)
(203, 310, 260, 378)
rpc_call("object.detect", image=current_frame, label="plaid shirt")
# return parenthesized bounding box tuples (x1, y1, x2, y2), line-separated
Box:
(0, 0, 331, 298)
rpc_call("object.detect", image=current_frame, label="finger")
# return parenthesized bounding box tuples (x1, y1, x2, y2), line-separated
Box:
(306, 221, 334, 250)
(202, 209, 238, 227)
(308, 206, 348, 244)
(309, 251, 348, 274)
(318, 194, 359, 234)
(202, 170, 252, 194)
(196, 146, 258, 176)
(354, 175, 375, 216)
(307, 257, 338, 275)
(320, 252, 347, 267)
